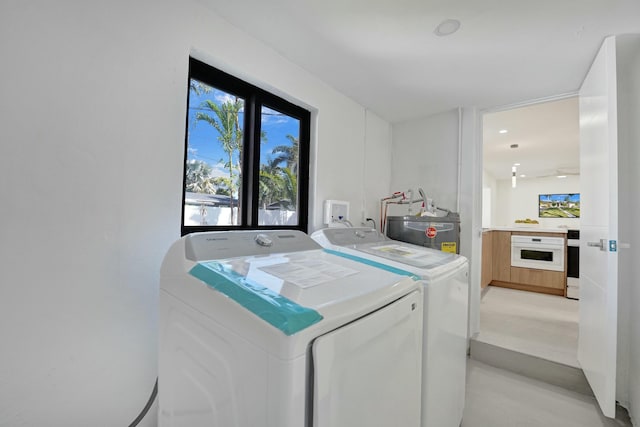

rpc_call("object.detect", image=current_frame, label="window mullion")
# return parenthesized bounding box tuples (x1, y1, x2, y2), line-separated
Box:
(242, 94, 258, 227)
(251, 97, 264, 226)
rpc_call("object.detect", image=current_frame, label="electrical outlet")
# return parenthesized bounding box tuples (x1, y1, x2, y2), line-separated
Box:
(323, 200, 350, 226)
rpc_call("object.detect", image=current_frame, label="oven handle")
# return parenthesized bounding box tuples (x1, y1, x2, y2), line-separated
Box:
(512, 243, 564, 251)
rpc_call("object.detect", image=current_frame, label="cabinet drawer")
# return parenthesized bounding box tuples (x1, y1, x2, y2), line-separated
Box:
(510, 267, 565, 289)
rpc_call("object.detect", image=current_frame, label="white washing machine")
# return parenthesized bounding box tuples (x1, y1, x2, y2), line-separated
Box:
(311, 227, 469, 427)
(159, 230, 424, 427)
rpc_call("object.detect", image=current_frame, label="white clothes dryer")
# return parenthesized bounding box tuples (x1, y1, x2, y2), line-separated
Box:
(159, 230, 423, 427)
(311, 227, 469, 427)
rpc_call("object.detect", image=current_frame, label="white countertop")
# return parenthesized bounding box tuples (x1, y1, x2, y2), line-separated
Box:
(484, 226, 568, 234)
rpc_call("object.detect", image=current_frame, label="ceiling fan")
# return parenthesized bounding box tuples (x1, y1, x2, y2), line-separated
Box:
(535, 168, 580, 178)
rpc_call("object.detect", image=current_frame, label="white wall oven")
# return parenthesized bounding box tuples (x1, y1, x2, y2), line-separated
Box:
(510, 235, 565, 272)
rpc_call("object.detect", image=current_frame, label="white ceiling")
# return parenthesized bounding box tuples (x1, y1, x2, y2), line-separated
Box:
(202, 0, 640, 123)
(483, 96, 579, 180)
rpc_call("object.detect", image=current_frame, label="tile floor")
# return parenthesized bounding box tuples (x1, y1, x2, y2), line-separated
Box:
(462, 359, 633, 427)
(476, 286, 580, 367)
(463, 286, 633, 427)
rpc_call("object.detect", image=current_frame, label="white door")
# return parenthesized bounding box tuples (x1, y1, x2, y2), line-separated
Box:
(312, 290, 423, 427)
(578, 36, 619, 418)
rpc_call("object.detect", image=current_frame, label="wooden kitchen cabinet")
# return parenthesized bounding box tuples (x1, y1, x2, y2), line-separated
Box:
(486, 229, 567, 296)
(491, 231, 511, 282)
(481, 231, 493, 288)
(510, 267, 565, 295)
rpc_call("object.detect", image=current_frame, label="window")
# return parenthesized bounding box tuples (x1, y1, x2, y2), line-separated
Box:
(182, 58, 310, 235)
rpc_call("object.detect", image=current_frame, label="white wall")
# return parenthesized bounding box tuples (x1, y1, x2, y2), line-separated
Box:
(389, 109, 460, 217)
(482, 170, 498, 228)
(493, 175, 581, 229)
(0, 1, 391, 425)
(362, 111, 393, 227)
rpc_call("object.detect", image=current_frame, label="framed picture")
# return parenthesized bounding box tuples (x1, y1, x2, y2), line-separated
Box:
(539, 193, 580, 218)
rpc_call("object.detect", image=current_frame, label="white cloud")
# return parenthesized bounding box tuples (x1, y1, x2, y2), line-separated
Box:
(214, 92, 235, 104)
(261, 106, 290, 125)
(210, 162, 230, 178)
(213, 93, 245, 113)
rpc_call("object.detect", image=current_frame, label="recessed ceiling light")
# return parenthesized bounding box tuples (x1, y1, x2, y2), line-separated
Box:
(514, 163, 520, 166)
(520, 174, 526, 178)
(434, 19, 461, 37)
(499, 129, 508, 134)
(510, 144, 519, 149)
(557, 175, 567, 179)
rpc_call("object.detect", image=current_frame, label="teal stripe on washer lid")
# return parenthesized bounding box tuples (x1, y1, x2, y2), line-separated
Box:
(189, 261, 323, 336)
(322, 248, 421, 281)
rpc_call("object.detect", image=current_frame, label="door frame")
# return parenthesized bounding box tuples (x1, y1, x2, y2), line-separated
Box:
(468, 92, 578, 339)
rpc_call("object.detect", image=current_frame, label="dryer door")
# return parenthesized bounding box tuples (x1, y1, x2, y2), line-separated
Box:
(311, 290, 423, 427)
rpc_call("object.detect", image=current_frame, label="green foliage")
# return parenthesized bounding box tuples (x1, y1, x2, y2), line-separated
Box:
(211, 176, 233, 196)
(271, 135, 299, 174)
(259, 160, 285, 208)
(258, 135, 299, 210)
(185, 160, 216, 194)
(194, 96, 244, 223)
(189, 80, 212, 96)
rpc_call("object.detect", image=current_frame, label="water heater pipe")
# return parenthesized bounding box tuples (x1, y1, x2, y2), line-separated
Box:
(456, 107, 462, 213)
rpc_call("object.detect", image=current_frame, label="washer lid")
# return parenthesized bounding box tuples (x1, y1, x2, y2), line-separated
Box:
(312, 227, 463, 271)
(354, 242, 458, 269)
(189, 258, 324, 336)
(187, 248, 419, 336)
(311, 227, 388, 247)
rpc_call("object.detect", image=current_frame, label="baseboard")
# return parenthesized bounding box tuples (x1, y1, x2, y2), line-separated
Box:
(490, 280, 565, 296)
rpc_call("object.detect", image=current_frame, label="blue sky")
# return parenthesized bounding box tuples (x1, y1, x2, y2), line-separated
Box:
(186, 85, 299, 178)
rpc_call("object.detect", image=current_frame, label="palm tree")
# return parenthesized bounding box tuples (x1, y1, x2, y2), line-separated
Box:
(271, 134, 299, 174)
(195, 98, 243, 223)
(189, 80, 211, 96)
(280, 167, 298, 207)
(258, 157, 285, 208)
(258, 136, 299, 211)
(185, 160, 216, 194)
(211, 176, 233, 196)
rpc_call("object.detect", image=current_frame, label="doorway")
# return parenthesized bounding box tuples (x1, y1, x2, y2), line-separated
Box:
(478, 96, 581, 367)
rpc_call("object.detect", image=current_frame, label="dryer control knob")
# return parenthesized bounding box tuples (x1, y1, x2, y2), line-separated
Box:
(255, 234, 273, 247)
